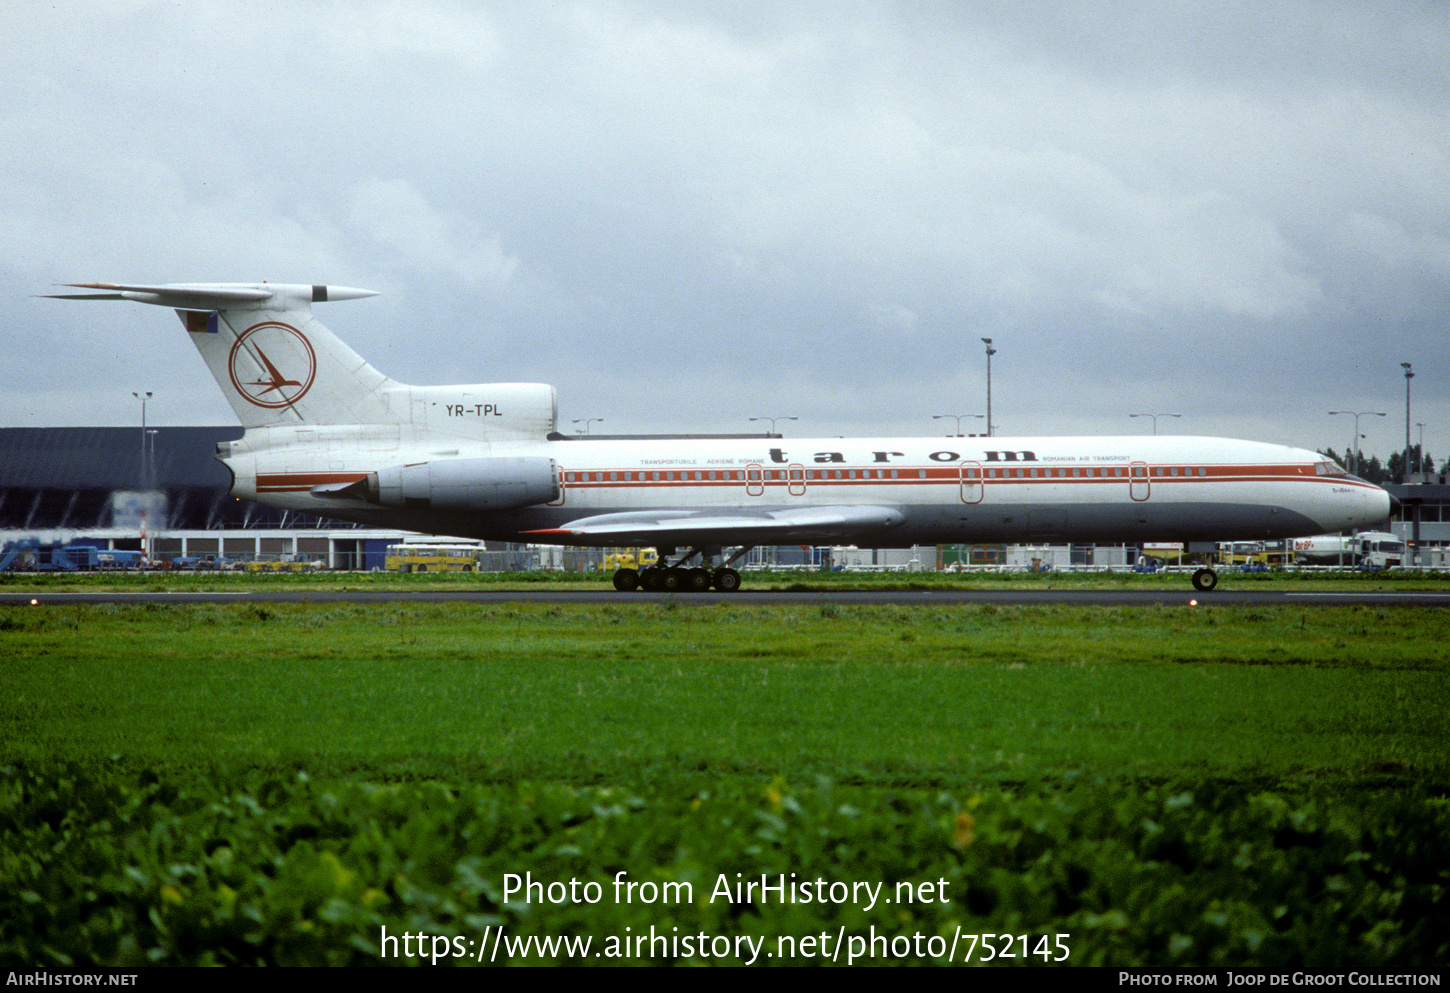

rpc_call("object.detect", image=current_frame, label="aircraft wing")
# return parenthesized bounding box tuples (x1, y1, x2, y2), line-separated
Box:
(524, 505, 905, 547)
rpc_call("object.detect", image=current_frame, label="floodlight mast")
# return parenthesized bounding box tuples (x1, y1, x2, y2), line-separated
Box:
(981, 338, 996, 437)
(131, 391, 153, 488)
(1328, 410, 1385, 476)
(1129, 413, 1181, 436)
(749, 416, 797, 438)
(1402, 363, 1415, 482)
(932, 413, 984, 437)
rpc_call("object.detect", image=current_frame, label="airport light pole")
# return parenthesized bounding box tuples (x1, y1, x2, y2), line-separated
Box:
(932, 414, 984, 437)
(749, 416, 797, 437)
(146, 430, 158, 491)
(981, 338, 996, 437)
(1402, 362, 1417, 568)
(1328, 410, 1385, 475)
(571, 417, 604, 435)
(1129, 412, 1181, 435)
(132, 391, 152, 488)
(1402, 363, 1414, 482)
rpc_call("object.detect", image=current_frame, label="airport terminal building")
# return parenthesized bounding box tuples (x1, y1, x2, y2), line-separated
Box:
(1, 426, 390, 569)
(2, 426, 1446, 570)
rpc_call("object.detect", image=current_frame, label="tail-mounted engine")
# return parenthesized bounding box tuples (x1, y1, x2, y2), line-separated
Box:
(363, 457, 559, 511)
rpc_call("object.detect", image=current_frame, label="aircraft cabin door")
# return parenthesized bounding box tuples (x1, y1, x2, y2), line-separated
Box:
(959, 461, 984, 504)
(788, 464, 806, 496)
(746, 464, 765, 497)
(1130, 461, 1151, 501)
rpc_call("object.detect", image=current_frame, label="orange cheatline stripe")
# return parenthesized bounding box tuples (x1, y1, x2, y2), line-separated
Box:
(256, 462, 1371, 494)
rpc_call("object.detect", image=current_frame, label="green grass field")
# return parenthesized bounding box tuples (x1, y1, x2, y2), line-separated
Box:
(2, 597, 1447, 967)
(4, 600, 1448, 780)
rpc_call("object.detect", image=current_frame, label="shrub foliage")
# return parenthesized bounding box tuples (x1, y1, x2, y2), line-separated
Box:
(2, 763, 1445, 967)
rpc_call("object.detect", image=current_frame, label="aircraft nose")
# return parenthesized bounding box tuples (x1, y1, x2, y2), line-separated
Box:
(1368, 484, 1396, 528)
(1343, 472, 1394, 524)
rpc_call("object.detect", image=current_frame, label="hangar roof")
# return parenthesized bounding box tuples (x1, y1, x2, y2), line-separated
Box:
(0, 427, 241, 489)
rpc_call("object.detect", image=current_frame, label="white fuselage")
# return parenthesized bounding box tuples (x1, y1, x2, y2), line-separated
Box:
(221, 429, 1390, 548)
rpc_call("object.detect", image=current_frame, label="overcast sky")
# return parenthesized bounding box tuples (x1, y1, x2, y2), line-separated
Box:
(3, 1, 1445, 462)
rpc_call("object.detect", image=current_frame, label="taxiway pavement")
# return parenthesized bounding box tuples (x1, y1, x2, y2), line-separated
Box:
(4, 588, 1447, 608)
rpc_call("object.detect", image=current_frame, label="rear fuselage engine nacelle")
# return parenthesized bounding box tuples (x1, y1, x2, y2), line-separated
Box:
(365, 456, 559, 511)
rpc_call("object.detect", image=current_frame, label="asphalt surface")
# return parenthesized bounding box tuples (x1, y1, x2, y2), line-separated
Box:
(4, 587, 1448, 608)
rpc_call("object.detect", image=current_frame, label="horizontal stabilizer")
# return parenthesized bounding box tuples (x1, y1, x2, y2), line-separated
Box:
(526, 505, 905, 546)
(42, 282, 379, 309)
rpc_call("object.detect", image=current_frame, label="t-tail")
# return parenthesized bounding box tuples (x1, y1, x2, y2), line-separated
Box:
(45, 283, 557, 438)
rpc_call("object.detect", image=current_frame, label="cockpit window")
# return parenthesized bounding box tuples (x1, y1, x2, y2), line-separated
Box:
(1314, 460, 1349, 477)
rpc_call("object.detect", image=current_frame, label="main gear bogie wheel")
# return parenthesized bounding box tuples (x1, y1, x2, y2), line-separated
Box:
(713, 567, 742, 592)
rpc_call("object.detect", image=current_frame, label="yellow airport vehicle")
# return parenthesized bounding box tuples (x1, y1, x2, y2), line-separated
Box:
(385, 544, 482, 573)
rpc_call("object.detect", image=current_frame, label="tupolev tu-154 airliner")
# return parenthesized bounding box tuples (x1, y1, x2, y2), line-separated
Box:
(50, 282, 1391, 593)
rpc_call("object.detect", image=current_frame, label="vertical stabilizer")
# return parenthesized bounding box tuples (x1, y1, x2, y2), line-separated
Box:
(49, 283, 400, 428)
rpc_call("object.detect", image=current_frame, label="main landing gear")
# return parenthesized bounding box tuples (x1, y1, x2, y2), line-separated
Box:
(612, 546, 751, 593)
(613, 552, 1223, 594)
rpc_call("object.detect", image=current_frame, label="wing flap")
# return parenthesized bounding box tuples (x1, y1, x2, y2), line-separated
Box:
(525, 505, 905, 546)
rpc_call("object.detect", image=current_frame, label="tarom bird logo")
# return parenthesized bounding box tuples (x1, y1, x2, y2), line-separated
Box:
(247, 346, 303, 396)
